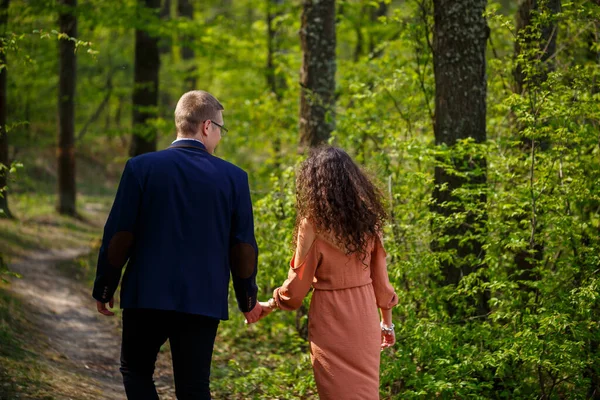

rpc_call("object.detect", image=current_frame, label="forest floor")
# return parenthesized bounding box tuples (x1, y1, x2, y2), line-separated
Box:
(4, 248, 181, 400)
(0, 198, 177, 400)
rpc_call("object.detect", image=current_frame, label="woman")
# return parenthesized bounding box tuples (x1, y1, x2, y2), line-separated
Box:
(258, 146, 398, 400)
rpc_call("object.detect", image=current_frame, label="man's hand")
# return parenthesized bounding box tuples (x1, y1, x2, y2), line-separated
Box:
(243, 302, 263, 324)
(96, 297, 115, 316)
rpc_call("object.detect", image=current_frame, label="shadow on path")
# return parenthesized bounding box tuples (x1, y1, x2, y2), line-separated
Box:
(7, 248, 176, 399)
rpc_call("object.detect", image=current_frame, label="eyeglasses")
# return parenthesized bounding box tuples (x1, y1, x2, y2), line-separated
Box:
(208, 120, 228, 136)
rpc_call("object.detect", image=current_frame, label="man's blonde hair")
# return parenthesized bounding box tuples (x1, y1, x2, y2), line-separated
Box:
(174, 90, 224, 137)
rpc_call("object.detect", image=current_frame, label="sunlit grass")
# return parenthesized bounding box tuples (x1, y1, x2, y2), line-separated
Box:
(0, 188, 112, 398)
(0, 192, 111, 260)
(0, 285, 105, 400)
(211, 302, 318, 400)
(0, 286, 52, 399)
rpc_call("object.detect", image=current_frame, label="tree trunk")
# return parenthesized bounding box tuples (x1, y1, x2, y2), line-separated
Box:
(588, 21, 599, 94)
(296, 0, 336, 337)
(266, 0, 287, 100)
(178, 0, 195, 91)
(353, 8, 364, 62)
(130, 0, 160, 157)
(159, 0, 171, 120)
(298, 0, 336, 151)
(57, 0, 77, 216)
(0, 0, 10, 219)
(514, 0, 561, 94)
(368, 1, 388, 55)
(511, 0, 560, 293)
(585, 17, 600, 400)
(266, 0, 287, 170)
(158, 0, 171, 54)
(431, 0, 489, 317)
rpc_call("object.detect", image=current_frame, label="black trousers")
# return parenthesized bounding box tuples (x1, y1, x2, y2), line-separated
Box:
(120, 308, 220, 400)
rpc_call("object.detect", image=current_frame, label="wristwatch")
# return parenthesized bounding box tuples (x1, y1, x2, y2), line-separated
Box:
(381, 322, 395, 335)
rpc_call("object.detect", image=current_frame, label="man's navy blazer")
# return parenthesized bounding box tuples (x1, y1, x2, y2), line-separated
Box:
(92, 139, 258, 320)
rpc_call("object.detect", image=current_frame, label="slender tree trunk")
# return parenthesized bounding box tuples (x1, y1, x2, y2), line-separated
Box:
(158, 0, 171, 54)
(588, 21, 599, 94)
(267, 0, 287, 170)
(160, 0, 170, 21)
(159, 0, 171, 119)
(368, 1, 388, 55)
(130, 0, 160, 157)
(266, 0, 276, 94)
(221, 0, 232, 19)
(298, 0, 336, 151)
(159, 1, 172, 119)
(514, 0, 561, 94)
(431, 0, 489, 317)
(266, 0, 286, 100)
(178, 0, 195, 91)
(0, 0, 10, 218)
(585, 17, 600, 400)
(353, 9, 364, 62)
(57, 0, 77, 216)
(511, 0, 560, 291)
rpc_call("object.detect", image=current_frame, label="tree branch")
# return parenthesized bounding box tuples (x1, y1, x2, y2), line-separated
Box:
(384, 87, 413, 134)
(76, 66, 122, 142)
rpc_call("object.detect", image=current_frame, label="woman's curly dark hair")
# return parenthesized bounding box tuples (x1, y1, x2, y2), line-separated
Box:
(293, 146, 388, 261)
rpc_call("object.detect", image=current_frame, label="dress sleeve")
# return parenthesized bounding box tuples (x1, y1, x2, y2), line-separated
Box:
(370, 236, 398, 310)
(273, 220, 320, 311)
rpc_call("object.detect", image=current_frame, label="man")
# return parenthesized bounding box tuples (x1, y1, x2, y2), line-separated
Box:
(92, 90, 262, 399)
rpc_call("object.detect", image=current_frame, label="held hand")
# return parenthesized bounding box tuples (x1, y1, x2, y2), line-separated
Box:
(243, 302, 263, 324)
(96, 297, 115, 316)
(257, 301, 275, 321)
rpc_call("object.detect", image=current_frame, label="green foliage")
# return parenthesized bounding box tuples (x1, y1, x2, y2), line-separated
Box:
(212, 308, 317, 399)
(254, 166, 297, 292)
(3, 0, 600, 398)
(364, 1, 600, 398)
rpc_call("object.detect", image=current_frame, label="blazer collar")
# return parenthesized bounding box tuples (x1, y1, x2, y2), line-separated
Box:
(169, 139, 208, 152)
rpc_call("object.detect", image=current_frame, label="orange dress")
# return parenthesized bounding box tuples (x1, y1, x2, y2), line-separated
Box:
(274, 234, 398, 400)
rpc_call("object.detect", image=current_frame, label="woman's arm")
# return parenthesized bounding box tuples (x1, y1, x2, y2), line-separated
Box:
(371, 236, 398, 348)
(380, 307, 393, 327)
(259, 219, 320, 319)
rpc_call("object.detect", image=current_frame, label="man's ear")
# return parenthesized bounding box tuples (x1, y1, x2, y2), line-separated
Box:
(201, 120, 210, 136)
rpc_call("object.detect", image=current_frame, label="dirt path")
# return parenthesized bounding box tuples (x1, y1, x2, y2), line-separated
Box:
(8, 248, 176, 399)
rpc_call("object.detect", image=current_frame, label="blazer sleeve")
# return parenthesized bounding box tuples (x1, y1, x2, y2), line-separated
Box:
(92, 159, 142, 303)
(229, 171, 259, 312)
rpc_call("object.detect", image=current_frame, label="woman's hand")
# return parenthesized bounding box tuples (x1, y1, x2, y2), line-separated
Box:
(257, 301, 275, 321)
(381, 323, 396, 349)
